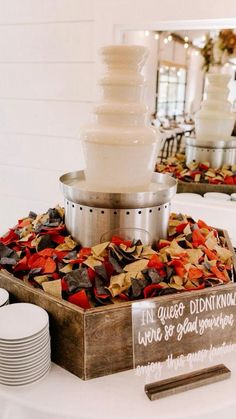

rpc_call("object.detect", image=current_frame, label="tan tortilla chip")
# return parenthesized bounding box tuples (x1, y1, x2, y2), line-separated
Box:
(124, 259, 148, 273)
(83, 256, 102, 269)
(108, 273, 132, 297)
(34, 275, 49, 285)
(56, 236, 77, 251)
(42, 279, 62, 299)
(214, 245, 232, 263)
(59, 263, 73, 273)
(186, 249, 203, 265)
(92, 241, 109, 257)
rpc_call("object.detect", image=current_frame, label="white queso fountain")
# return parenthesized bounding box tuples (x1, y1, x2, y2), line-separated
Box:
(186, 73, 236, 168)
(60, 45, 177, 247)
(82, 45, 160, 193)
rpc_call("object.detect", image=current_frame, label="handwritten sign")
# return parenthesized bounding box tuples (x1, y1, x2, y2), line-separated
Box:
(132, 285, 236, 370)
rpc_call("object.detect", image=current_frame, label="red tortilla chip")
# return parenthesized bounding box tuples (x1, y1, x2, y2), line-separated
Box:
(158, 239, 171, 249)
(43, 257, 57, 274)
(176, 223, 188, 233)
(169, 259, 186, 277)
(38, 248, 55, 257)
(224, 176, 234, 185)
(68, 290, 91, 309)
(188, 267, 203, 280)
(14, 256, 28, 272)
(78, 247, 92, 258)
(197, 220, 211, 230)
(111, 236, 132, 247)
(0, 229, 18, 245)
(51, 235, 65, 244)
(148, 254, 164, 269)
(28, 254, 45, 269)
(192, 229, 206, 246)
(17, 219, 31, 228)
(204, 247, 218, 260)
(210, 266, 227, 282)
(144, 284, 164, 298)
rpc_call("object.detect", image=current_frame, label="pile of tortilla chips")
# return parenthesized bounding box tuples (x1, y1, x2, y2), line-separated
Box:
(156, 154, 236, 185)
(0, 207, 234, 309)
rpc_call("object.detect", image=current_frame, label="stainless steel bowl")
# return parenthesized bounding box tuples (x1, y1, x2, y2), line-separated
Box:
(60, 171, 177, 247)
(185, 137, 236, 168)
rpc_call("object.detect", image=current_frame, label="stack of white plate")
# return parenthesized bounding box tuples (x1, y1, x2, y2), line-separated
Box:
(203, 192, 231, 201)
(0, 303, 51, 386)
(0, 288, 9, 307)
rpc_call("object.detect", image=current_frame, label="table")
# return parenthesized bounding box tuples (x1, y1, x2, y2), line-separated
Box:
(1, 196, 236, 419)
(1, 352, 236, 419)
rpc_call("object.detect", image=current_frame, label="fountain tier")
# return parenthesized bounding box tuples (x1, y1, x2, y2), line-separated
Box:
(60, 171, 176, 247)
(81, 45, 161, 192)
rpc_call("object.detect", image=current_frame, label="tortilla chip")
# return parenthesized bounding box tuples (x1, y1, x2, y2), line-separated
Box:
(56, 236, 77, 251)
(92, 241, 109, 257)
(124, 259, 149, 273)
(42, 279, 62, 298)
(108, 273, 132, 297)
(34, 275, 49, 285)
(186, 249, 203, 265)
(60, 263, 73, 273)
(83, 256, 102, 269)
(214, 245, 232, 263)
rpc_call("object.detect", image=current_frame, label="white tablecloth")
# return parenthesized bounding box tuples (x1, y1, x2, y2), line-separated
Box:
(1, 353, 236, 419)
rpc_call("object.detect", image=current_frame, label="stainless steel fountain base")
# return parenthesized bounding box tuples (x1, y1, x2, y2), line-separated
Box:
(60, 171, 177, 247)
(185, 137, 236, 168)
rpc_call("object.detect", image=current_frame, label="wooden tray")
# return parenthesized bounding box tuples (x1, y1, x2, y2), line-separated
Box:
(0, 230, 236, 381)
(177, 180, 236, 195)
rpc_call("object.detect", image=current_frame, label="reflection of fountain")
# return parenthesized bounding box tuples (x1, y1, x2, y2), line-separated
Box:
(60, 46, 176, 247)
(186, 73, 236, 167)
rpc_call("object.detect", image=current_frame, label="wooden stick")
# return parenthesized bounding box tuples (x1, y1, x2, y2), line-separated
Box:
(145, 364, 231, 401)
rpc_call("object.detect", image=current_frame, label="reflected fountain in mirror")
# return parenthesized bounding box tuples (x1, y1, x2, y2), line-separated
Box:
(195, 73, 235, 142)
(120, 27, 236, 164)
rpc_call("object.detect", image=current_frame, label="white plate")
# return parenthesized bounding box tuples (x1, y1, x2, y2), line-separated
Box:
(204, 192, 231, 200)
(0, 289, 9, 307)
(174, 193, 203, 200)
(0, 364, 50, 386)
(0, 326, 49, 347)
(0, 303, 49, 341)
(0, 331, 49, 348)
(0, 362, 50, 382)
(0, 361, 51, 377)
(0, 350, 50, 371)
(0, 353, 50, 373)
(0, 336, 50, 357)
(0, 337, 49, 356)
(0, 335, 50, 354)
(0, 359, 51, 379)
(0, 342, 50, 364)
(0, 301, 9, 307)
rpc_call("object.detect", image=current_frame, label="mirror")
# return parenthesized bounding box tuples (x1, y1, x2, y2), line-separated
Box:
(119, 27, 236, 158)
